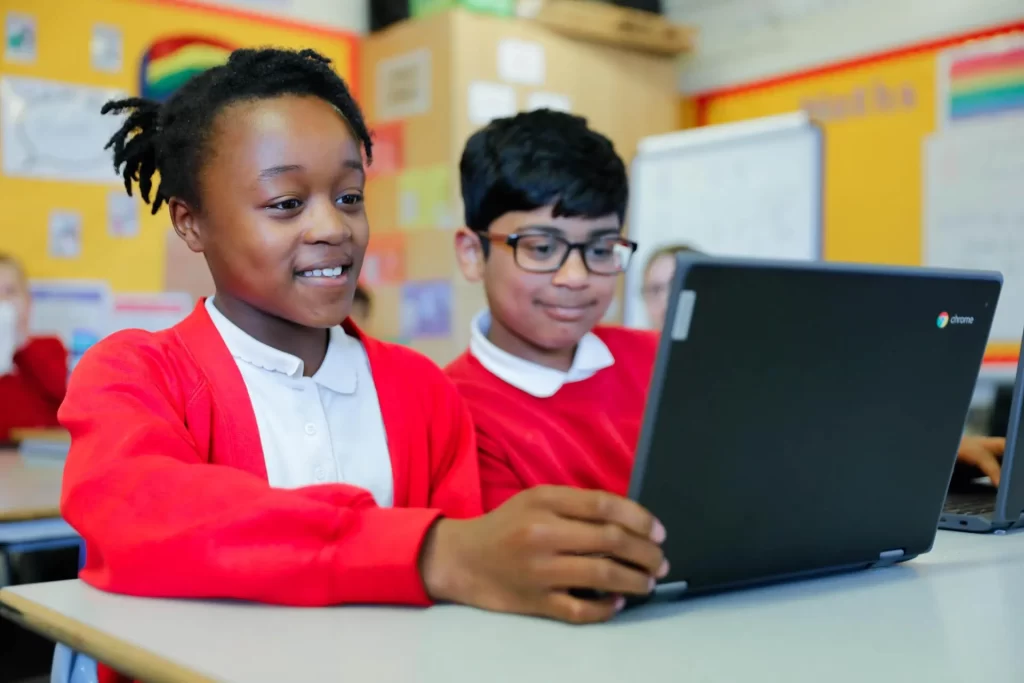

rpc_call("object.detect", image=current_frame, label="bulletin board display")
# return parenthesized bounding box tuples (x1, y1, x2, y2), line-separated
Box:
(693, 22, 1024, 363)
(0, 0, 358, 293)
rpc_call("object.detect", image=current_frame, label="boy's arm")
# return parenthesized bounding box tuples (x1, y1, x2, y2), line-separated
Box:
(476, 428, 528, 512)
(13, 337, 68, 404)
(60, 333, 440, 607)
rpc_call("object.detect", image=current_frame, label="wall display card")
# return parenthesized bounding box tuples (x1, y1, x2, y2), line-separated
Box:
(112, 292, 192, 333)
(48, 211, 82, 259)
(497, 39, 545, 85)
(4, 12, 36, 63)
(397, 165, 451, 230)
(91, 24, 123, 73)
(937, 33, 1024, 128)
(361, 233, 407, 286)
(367, 120, 405, 179)
(29, 279, 113, 365)
(527, 91, 572, 113)
(1, 76, 126, 183)
(376, 49, 432, 121)
(923, 116, 1024, 343)
(107, 190, 139, 238)
(400, 280, 452, 339)
(468, 81, 517, 126)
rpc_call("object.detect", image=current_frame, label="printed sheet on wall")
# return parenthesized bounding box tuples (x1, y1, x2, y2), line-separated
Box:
(624, 112, 823, 328)
(923, 115, 1024, 345)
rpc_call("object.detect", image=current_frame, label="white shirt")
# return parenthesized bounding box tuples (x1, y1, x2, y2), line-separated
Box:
(468, 310, 614, 398)
(205, 298, 394, 506)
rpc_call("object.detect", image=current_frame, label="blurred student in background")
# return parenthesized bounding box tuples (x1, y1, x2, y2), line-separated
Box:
(445, 109, 1006, 510)
(351, 283, 372, 328)
(641, 244, 701, 332)
(0, 254, 68, 442)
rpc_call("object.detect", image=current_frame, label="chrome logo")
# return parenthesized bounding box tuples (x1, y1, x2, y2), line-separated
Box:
(937, 312, 950, 328)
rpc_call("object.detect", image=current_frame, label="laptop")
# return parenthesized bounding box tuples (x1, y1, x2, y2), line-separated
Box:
(628, 256, 1001, 601)
(938, 329, 1024, 534)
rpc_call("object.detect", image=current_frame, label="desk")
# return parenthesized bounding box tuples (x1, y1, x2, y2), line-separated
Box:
(2, 531, 1023, 683)
(0, 453, 78, 587)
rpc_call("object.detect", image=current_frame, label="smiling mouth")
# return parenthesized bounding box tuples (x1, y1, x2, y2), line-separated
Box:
(295, 265, 351, 280)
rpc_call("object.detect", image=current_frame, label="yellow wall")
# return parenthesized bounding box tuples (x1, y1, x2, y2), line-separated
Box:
(0, 0, 357, 292)
(697, 27, 1023, 360)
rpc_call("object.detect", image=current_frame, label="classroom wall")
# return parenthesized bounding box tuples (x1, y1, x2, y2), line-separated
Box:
(0, 0, 358, 294)
(188, 0, 369, 34)
(667, 0, 1024, 93)
(688, 22, 1024, 360)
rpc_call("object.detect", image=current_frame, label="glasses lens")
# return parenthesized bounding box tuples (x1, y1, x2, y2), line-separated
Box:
(515, 234, 568, 272)
(586, 238, 633, 274)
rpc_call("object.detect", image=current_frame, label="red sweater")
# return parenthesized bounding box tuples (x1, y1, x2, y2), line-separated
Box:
(0, 337, 67, 442)
(445, 327, 659, 511)
(60, 302, 481, 683)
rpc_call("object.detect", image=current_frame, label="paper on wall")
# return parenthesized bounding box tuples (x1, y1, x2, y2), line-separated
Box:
(398, 165, 452, 229)
(112, 292, 192, 333)
(28, 279, 113, 366)
(48, 211, 82, 259)
(527, 91, 572, 113)
(401, 280, 452, 339)
(497, 39, 545, 85)
(923, 116, 1024, 343)
(90, 24, 123, 73)
(468, 81, 517, 126)
(107, 190, 139, 237)
(376, 49, 432, 121)
(1, 76, 126, 184)
(4, 12, 36, 63)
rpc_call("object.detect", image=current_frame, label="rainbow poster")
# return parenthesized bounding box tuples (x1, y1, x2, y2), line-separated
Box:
(139, 36, 235, 102)
(940, 33, 1024, 125)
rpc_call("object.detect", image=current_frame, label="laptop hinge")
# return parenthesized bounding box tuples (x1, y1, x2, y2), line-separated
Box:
(877, 548, 905, 565)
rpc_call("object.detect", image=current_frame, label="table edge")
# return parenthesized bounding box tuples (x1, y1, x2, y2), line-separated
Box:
(0, 505, 63, 522)
(0, 585, 216, 683)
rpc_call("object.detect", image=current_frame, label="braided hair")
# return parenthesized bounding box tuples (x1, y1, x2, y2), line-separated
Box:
(102, 48, 373, 215)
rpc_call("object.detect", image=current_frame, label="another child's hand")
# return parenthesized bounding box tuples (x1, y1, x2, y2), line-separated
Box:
(957, 436, 1005, 486)
(420, 486, 667, 624)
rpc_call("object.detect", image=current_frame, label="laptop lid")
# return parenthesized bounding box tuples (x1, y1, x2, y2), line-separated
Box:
(629, 257, 1001, 596)
(994, 332, 1024, 525)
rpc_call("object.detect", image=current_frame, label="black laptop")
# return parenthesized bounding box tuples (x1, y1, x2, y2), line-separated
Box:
(629, 256, 1001, 600)
(939, 327, 1024, 534)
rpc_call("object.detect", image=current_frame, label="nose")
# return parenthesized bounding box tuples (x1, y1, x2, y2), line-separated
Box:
(302, 197, 350, 245)
(551, 247, 589, 288)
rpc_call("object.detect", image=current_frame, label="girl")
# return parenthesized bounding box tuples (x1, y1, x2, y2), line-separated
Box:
(640, 243, 702, 331)
(62, 48, 667, 682)
(0, 254, 68, 442)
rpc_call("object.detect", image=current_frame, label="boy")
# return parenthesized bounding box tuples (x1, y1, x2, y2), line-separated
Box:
(445, 109, 1006, 511)
(0, 253, 68, 442)
(66, 50, 667, 683)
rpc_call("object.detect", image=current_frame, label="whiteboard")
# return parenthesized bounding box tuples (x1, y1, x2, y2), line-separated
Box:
(923, 115, 1024, 346)
(624, 112, 824, 328)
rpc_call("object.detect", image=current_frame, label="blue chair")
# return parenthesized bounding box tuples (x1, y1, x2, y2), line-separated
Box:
(51, 544, 98, 683)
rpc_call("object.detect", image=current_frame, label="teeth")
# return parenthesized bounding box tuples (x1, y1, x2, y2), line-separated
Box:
(299, 266, 346, 279)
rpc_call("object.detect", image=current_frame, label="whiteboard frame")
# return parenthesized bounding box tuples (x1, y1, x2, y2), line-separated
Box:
(623, 112, 826, 328)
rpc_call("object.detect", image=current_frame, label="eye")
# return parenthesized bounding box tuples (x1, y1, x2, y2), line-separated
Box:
(269, 198, 302, 211)
(337, 193, 363, 206)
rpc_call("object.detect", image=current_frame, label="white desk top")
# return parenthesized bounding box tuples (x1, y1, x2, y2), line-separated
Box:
(2, 530, 1023, 683)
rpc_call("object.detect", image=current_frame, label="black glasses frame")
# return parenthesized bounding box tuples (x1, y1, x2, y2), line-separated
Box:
(480, 232, 638, 275)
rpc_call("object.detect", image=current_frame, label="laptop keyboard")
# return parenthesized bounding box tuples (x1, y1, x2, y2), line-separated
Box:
(944, 493, 996, 516)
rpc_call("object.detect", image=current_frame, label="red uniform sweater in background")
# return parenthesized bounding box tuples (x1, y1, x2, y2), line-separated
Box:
(60, 303, 482, 683)
(445, 327, 659, 511)
(0, 336, 67, 442)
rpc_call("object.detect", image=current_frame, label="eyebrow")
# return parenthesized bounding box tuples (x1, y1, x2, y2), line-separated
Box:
(520, 225, 621, 239)
(257, 159, 365, 180)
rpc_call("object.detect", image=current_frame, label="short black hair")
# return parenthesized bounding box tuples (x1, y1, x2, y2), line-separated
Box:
(459, 109, 628, 241)
(102, 47, 372, 215)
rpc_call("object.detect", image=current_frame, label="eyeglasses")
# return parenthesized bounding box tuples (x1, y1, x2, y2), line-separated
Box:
(481, 231, 638, 275)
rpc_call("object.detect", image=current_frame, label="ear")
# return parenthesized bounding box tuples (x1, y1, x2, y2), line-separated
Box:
(168, 197, 205, 254)
(454, 227, 485, 283)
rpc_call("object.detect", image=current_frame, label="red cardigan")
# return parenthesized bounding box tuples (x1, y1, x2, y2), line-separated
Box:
(445, 327, 659, 511)
(60, 301, 481, 606)
(0, 336, 67, 442)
